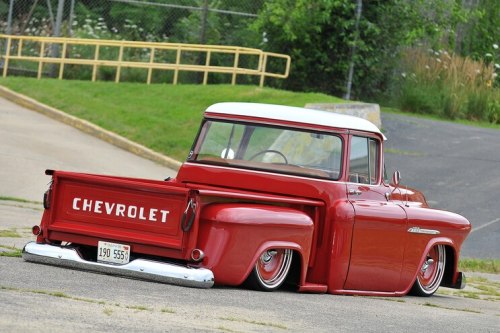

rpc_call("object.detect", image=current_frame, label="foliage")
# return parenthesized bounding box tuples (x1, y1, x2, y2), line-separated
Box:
(0, 77, 343, 161)
(394, 48, 500, 123)
(252, 0, 352, 95)
(171, 0, 262, 46)
(252, 0, 479, 99)
(457, 0, 500, 61)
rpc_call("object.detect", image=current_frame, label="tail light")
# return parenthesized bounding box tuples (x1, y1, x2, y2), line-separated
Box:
(191, 249, 205, 262)
(32, 225, 42, 236)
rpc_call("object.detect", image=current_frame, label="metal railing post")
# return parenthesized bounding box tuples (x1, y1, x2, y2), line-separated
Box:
(231, 49, 240, 85)
(147, 47, 155, 84)
(58, 40, 67, 79)
(173, 47, 181, 85)
(37, 41, 45, 79)
(259, 54, 268, 88)
(203, 50, 211, 85)
(92, 44, 100, 82)
(17, 39, 23, 57)
(115, 45, 124, 83)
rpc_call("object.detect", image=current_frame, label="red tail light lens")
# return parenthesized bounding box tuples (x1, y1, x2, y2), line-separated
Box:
(32, 225, 42, 236)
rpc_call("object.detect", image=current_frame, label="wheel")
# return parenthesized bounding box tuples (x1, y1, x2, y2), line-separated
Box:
(246, 249, 293, 291)
(248, 150, 288, 164)
(410, 244, 446, 296)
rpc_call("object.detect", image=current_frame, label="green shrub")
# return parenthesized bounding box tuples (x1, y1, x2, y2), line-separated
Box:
(398, 83, 443, 116)
(394, 48, 499, 123)
(486, 90, 500, 124)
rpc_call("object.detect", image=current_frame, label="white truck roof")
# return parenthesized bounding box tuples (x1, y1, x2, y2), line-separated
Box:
(205, 102, 384, 139)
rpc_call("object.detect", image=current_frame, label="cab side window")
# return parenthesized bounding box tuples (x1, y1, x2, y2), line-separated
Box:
(349, 136, 379, 184)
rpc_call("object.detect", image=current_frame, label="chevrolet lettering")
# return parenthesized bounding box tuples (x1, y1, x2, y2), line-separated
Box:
(24, 102, 471, 296)
(72, 197, 170, 223)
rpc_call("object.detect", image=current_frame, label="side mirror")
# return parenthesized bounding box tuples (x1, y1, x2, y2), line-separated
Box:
(392, 170, 401, 186)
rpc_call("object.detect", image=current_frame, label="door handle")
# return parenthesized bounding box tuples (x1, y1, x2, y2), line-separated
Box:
(348, 189, 362, 196)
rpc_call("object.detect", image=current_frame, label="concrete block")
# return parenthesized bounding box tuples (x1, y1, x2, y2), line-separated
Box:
(305, 103, 382, 129)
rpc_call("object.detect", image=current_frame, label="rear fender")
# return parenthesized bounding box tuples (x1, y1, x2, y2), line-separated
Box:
(198, 203, 314, 286)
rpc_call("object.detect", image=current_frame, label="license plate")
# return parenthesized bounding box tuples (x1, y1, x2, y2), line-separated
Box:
(97, 241, 130, 265)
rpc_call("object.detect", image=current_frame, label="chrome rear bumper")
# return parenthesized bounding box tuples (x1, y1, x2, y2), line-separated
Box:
(22, 242, 214, 289)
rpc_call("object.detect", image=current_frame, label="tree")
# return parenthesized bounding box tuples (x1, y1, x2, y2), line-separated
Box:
(253, 0, 491, 100)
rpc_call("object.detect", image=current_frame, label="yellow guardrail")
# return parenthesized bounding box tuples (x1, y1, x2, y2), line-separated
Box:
(0, 34, 290, 87)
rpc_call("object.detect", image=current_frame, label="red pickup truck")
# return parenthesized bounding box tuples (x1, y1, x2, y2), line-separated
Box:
(23, 102, 470, 297)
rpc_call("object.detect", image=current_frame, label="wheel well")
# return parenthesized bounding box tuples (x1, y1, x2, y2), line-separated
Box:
(442, 245, 456, 286)
(283, 250, 302, 290)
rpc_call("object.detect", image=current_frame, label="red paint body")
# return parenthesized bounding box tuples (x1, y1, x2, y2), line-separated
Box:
(35, 103, 471, 296)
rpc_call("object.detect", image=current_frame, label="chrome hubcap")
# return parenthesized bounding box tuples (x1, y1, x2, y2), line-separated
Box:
(421, 257, 435, 273)
(261, 250, 278, 264)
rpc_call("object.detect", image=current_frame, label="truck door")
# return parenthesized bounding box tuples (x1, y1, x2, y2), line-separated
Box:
(344, 136, 408, 292)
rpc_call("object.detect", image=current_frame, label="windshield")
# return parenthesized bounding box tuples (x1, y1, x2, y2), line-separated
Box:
(189, 120, 343, 180)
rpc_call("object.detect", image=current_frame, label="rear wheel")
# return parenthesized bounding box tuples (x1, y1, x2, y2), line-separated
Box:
(246, 249, 293, 291)
(411, 244, 446, 296)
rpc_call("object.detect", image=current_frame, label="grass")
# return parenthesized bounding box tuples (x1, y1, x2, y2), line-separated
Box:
(103, 308, 113, 316)
(219, 316, 287, 330)
(126, 305, 152, 311)
(0, 196, 42, 205)
(459, 258, 500, 274)
(0, 229, 22, 238)
(0, 77, 343, 161)
(216, 326, 239, 333)
(0, 245, 23, 258)
(422, 302, 481, 314)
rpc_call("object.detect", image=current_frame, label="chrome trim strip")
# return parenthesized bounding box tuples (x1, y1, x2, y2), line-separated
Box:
(407, 227, 440, 235)
(22, 242, 214, 289)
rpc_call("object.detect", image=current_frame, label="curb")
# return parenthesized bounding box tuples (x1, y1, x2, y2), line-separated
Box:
(0, 85, 182, 171)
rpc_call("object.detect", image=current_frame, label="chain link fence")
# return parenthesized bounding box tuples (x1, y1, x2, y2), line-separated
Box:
(1, 0, 264, 45)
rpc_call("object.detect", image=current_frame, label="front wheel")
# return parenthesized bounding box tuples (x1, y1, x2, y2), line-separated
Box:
(410, 244, 446, 296)
(245, 249, 293, 292)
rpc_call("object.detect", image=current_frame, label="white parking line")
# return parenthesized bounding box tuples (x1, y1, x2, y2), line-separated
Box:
(470, 218, 500, 233)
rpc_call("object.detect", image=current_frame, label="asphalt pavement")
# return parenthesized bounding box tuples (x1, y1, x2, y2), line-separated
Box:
(382, 113, 500, 258)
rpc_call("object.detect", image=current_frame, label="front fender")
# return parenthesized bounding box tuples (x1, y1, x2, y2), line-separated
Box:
(197, 203, 314, 286)
(399, 206, 471, 293)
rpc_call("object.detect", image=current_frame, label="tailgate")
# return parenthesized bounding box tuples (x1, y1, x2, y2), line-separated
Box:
(46, 171, 194, 258)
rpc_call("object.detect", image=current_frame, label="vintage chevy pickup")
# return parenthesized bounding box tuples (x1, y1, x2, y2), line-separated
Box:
(23, 102, 471, 297)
